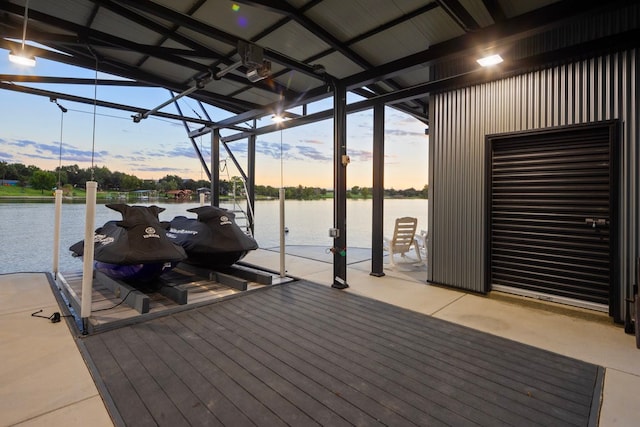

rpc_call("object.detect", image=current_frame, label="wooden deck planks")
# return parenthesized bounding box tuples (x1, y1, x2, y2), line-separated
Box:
(82, 280, 602, 426)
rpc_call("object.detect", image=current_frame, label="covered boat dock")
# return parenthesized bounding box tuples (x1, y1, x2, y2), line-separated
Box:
(2, 248, 640, 426)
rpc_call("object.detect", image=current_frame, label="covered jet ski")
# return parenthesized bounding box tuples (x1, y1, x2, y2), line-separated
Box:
(70, 204, 187, 282)
(167, 206, 258, 268)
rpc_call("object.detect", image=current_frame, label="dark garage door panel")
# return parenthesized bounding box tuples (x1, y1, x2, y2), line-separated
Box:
(490, 125, 612, 305)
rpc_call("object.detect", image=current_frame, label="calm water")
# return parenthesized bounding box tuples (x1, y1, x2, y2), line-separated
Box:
(0, 199, 427, 274)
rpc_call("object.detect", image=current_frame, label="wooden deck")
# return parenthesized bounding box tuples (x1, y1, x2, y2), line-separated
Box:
(80, 280, 603, 426)
(58, 263, 283, 333)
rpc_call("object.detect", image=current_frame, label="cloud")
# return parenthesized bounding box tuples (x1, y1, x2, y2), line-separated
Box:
(347, 148, 373, 161)
(113, 153, 147, 161)
(9, 138, 109, 162)
(163, 145, 199, 159)
(256, 140, 292, 159)
(298, 138, 324, 145)
(295, 145, 332, 161)
(385, 128, 425, 138)
(132, 166, 184, 172)
(254, 139, 334, 162)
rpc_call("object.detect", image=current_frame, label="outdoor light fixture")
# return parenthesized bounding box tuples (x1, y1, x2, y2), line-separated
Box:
(238, 40, 271, 82)
(8, 51, 36, 66)
(8, 0, 36, 67)
(246, 61, 271, 82)
(476, 54, 503, 67)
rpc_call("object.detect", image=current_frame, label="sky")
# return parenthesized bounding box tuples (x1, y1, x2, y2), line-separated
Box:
(0, 51, 429, 190)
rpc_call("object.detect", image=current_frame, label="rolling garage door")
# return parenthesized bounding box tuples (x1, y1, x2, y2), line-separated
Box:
(488, 122, 618, 310)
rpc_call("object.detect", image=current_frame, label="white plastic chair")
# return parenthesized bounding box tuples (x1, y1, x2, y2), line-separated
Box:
(383, 217, 423, 267)
(414, 229, 428, 260)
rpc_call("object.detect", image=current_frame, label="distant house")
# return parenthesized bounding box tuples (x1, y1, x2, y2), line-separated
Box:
(166, 189, 192, 200)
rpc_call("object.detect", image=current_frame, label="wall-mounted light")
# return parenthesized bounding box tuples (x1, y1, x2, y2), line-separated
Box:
(8, 0, 36, 67)
(476, 54, 503, 67)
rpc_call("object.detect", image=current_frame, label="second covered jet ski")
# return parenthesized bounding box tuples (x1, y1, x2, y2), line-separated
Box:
(167, 206, 258, 268)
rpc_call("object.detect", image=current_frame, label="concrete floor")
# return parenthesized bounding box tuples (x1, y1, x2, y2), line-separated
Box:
(1, 248, 638, 426)
(0, 273, 112, 427)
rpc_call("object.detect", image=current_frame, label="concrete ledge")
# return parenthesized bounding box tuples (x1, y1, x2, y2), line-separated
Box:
(0, 273, 112, 426)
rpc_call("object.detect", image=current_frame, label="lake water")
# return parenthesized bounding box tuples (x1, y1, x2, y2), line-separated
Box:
(0, 199, 428, 274)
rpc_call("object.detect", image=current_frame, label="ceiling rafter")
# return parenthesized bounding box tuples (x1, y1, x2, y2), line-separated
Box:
(240, 0, 431, 112)
(342, 0, 615, 91)
(88, 0, 324, 108)
(0, 1, 302, 112)
(1, 0, 634, 133)
(0, 74, 149, 86)
(0, 36, 257, 113)
(132, 0, 208, 70)
(436, 0, 481, 32)
(107, 0, 332, 83)
(481, 0, 506, 23)
(88, 0, 219, 79)
(0, 81, 220, 126)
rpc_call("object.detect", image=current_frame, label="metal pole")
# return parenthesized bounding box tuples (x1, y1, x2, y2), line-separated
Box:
(332, 80, 349, 289)
(280, 188, 286, 277)
(81, 181, 97, 327)
(279, 128, 286, 277)
(52, 189, 63, 278)
(371, 103, 386, 276)
(212, 128, 220, 207)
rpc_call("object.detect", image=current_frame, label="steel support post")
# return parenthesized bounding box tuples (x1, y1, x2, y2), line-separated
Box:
(371, 103, 385, 276)
(332, 80, 348, 289)
(211, 128, 220, 207)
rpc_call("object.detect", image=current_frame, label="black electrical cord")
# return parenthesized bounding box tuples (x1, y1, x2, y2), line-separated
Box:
(31, 309, 73, 323)
(92, 288, 136, 312)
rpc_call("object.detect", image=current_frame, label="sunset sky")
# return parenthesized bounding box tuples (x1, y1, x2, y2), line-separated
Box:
(0, 53, 429, 190)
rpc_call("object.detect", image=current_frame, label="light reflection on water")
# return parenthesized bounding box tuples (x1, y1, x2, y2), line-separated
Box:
(0, 199, 427, 274)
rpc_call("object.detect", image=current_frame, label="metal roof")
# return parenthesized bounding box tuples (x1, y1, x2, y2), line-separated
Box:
(1, 0, 638, 133)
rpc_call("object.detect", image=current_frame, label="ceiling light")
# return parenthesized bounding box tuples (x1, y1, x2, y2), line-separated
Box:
(8, 0, 36, 67)
(8, 51, 36, 67)
(476, 54, 503, 67)
(246, 61, 271, 83)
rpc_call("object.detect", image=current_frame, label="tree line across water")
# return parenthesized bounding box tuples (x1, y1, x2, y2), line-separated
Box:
(0, 162, 428, 200)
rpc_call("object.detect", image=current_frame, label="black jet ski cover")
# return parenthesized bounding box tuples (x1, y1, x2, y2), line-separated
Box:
(69, 204, 187, 265)
(168, 206, 258, 267)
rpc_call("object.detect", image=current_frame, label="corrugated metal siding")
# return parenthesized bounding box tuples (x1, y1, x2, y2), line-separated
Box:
(429, 49, 637, 319)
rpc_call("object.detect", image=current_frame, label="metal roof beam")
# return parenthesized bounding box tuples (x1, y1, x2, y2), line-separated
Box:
(436, 0, 481, 31)
(0, 74, 148, 86)
(107, 0, 332, 83)
(223, 24, 640, 140)
(481, 0, 506, 23)
(342, 0, 622, 90)
(0, 37, 256, 113)
(236, 0, 431, 114)
(0, 81, 218, 126)
(87, 0, 226, 74)
(0, 1, 302, 105)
